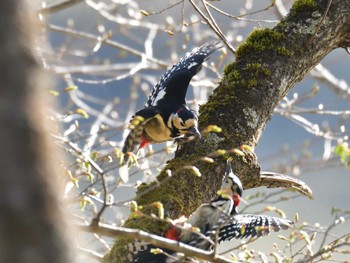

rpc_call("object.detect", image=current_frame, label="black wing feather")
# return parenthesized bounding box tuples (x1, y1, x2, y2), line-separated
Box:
(132, 245, 169, 263)
(146, 42, 221, 107)
(131, 244, 190, 263)
(218, 214, 294, 242)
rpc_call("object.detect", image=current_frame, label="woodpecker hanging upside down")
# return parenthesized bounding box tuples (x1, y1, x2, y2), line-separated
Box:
(125, 161, 294, 262)
(122, 42, 221, 161)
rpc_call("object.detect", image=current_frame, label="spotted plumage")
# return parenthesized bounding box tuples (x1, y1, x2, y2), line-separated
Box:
(218, 214, 293, 241)
(122, 42, 221, 160)
(125, 161, 294, 262)
(146, 42, 221, 107)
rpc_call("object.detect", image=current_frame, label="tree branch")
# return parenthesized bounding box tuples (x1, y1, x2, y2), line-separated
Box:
(80, 223, 233, 263)
(38, 0, 85, 14)
(105, 0, 350, 261)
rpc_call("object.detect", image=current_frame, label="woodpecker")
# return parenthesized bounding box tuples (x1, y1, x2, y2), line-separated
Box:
(125, 161, 294, 262)
(122, 42, 221, 160)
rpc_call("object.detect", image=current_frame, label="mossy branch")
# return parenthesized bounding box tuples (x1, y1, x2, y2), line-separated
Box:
(104, 0, 350, 261)
(82, 223, 232, 263)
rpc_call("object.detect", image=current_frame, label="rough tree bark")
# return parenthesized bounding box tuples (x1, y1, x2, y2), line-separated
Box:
(0, 1, 74, 262)
(104, 0, 350, 261)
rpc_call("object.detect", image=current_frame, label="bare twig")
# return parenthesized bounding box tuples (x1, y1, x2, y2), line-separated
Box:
(38, 0, 84, 14)
(201, 0, 231, 45)
(307, 0, 333, 45)
(235, 0, 277, 18)
(277, 108, 350, 115)
(310, 64, 350, 101)
(78, 223, 234, 263)
(318, 216, 348, 252)
(142, 0, 184, 16)
(53, 134, 110, 225)
(78, 246, 104, 260)
(297, 234, 350, 263)
(207, 1, 279, 23)
(188, 0, 236, 54)
(45, 24, 168, 67)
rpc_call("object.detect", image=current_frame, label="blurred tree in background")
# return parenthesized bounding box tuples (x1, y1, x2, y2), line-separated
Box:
(0, 0, 74, 263)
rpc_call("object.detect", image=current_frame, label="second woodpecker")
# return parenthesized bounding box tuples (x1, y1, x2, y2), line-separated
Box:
(126, 161, 294, 262)
(122, 42, 221, 160)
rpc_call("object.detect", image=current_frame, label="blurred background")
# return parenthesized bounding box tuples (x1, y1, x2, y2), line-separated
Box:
(31, 0, 349, 261)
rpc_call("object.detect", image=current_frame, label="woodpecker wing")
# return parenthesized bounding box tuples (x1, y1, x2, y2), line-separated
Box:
(186, 198, 233, 249)
(122, 107, 160, 155)
(146, 42, 221, 107)
(129, 243, 197, 263)
(218, 214, 294, 242)
(131, 245, 169, 263)
(123, 241, 167, 263)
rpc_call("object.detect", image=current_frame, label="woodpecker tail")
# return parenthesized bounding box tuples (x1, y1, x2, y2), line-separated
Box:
(122, 123, 145, 163)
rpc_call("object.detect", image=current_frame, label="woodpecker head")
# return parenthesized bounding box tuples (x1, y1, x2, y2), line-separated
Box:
(170, 109, 200, 138)
(221, 160, 243, 208)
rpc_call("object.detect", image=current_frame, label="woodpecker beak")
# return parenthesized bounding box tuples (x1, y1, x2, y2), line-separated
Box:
(188, 126, 201, 138)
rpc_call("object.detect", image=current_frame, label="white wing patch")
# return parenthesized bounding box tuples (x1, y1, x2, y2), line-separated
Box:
(187, 62, 198, 69)
(145, 42, 220, 107)
(152, 88, 166, 105)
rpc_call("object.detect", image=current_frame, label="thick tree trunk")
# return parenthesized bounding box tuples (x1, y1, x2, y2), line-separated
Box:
(105, 0, 350, 261)
(0, 1, 73, 262)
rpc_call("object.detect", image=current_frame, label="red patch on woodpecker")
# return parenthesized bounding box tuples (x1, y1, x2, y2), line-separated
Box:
(233, 193, 241, 207)
(165, 226, 180, 241)
(139, 134, 150, 149)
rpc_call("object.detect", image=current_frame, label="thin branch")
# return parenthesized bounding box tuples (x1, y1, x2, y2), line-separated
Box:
(53, 134, 110, 225)
(310, 64, 350, 101)
(207, 2, 279, 23)
(63, 74, 121, 126)
(219, 237, 258, 255)
(38, 0, 84, 14)
(50, 62, 158, 75)
(79, 223, 234, 263)
(188, 0, 236, 54)
(239, 189, 290, 213)
(78, 246, 104, 260)
(297, 236, 350, 263)
(82, 101, 119, 154)
(235, 0, 277, 18)
(201, 0, 232, 47)
(318, 216, 349, 252)
(277, 108, 350, 115)
(45, 23, 168, 67)
(142, 0, 184, 15)
(307, 0, 333, 45)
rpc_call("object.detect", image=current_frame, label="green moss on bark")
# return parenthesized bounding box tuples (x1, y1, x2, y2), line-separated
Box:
(236, 28, 291, 60)
(136, 155, 218, 218)
(290, 0, 319, 16)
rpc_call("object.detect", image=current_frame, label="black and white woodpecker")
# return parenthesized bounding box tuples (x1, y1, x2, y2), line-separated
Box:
(124, 161, 294, 262)
(122, 42, 221, 160)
